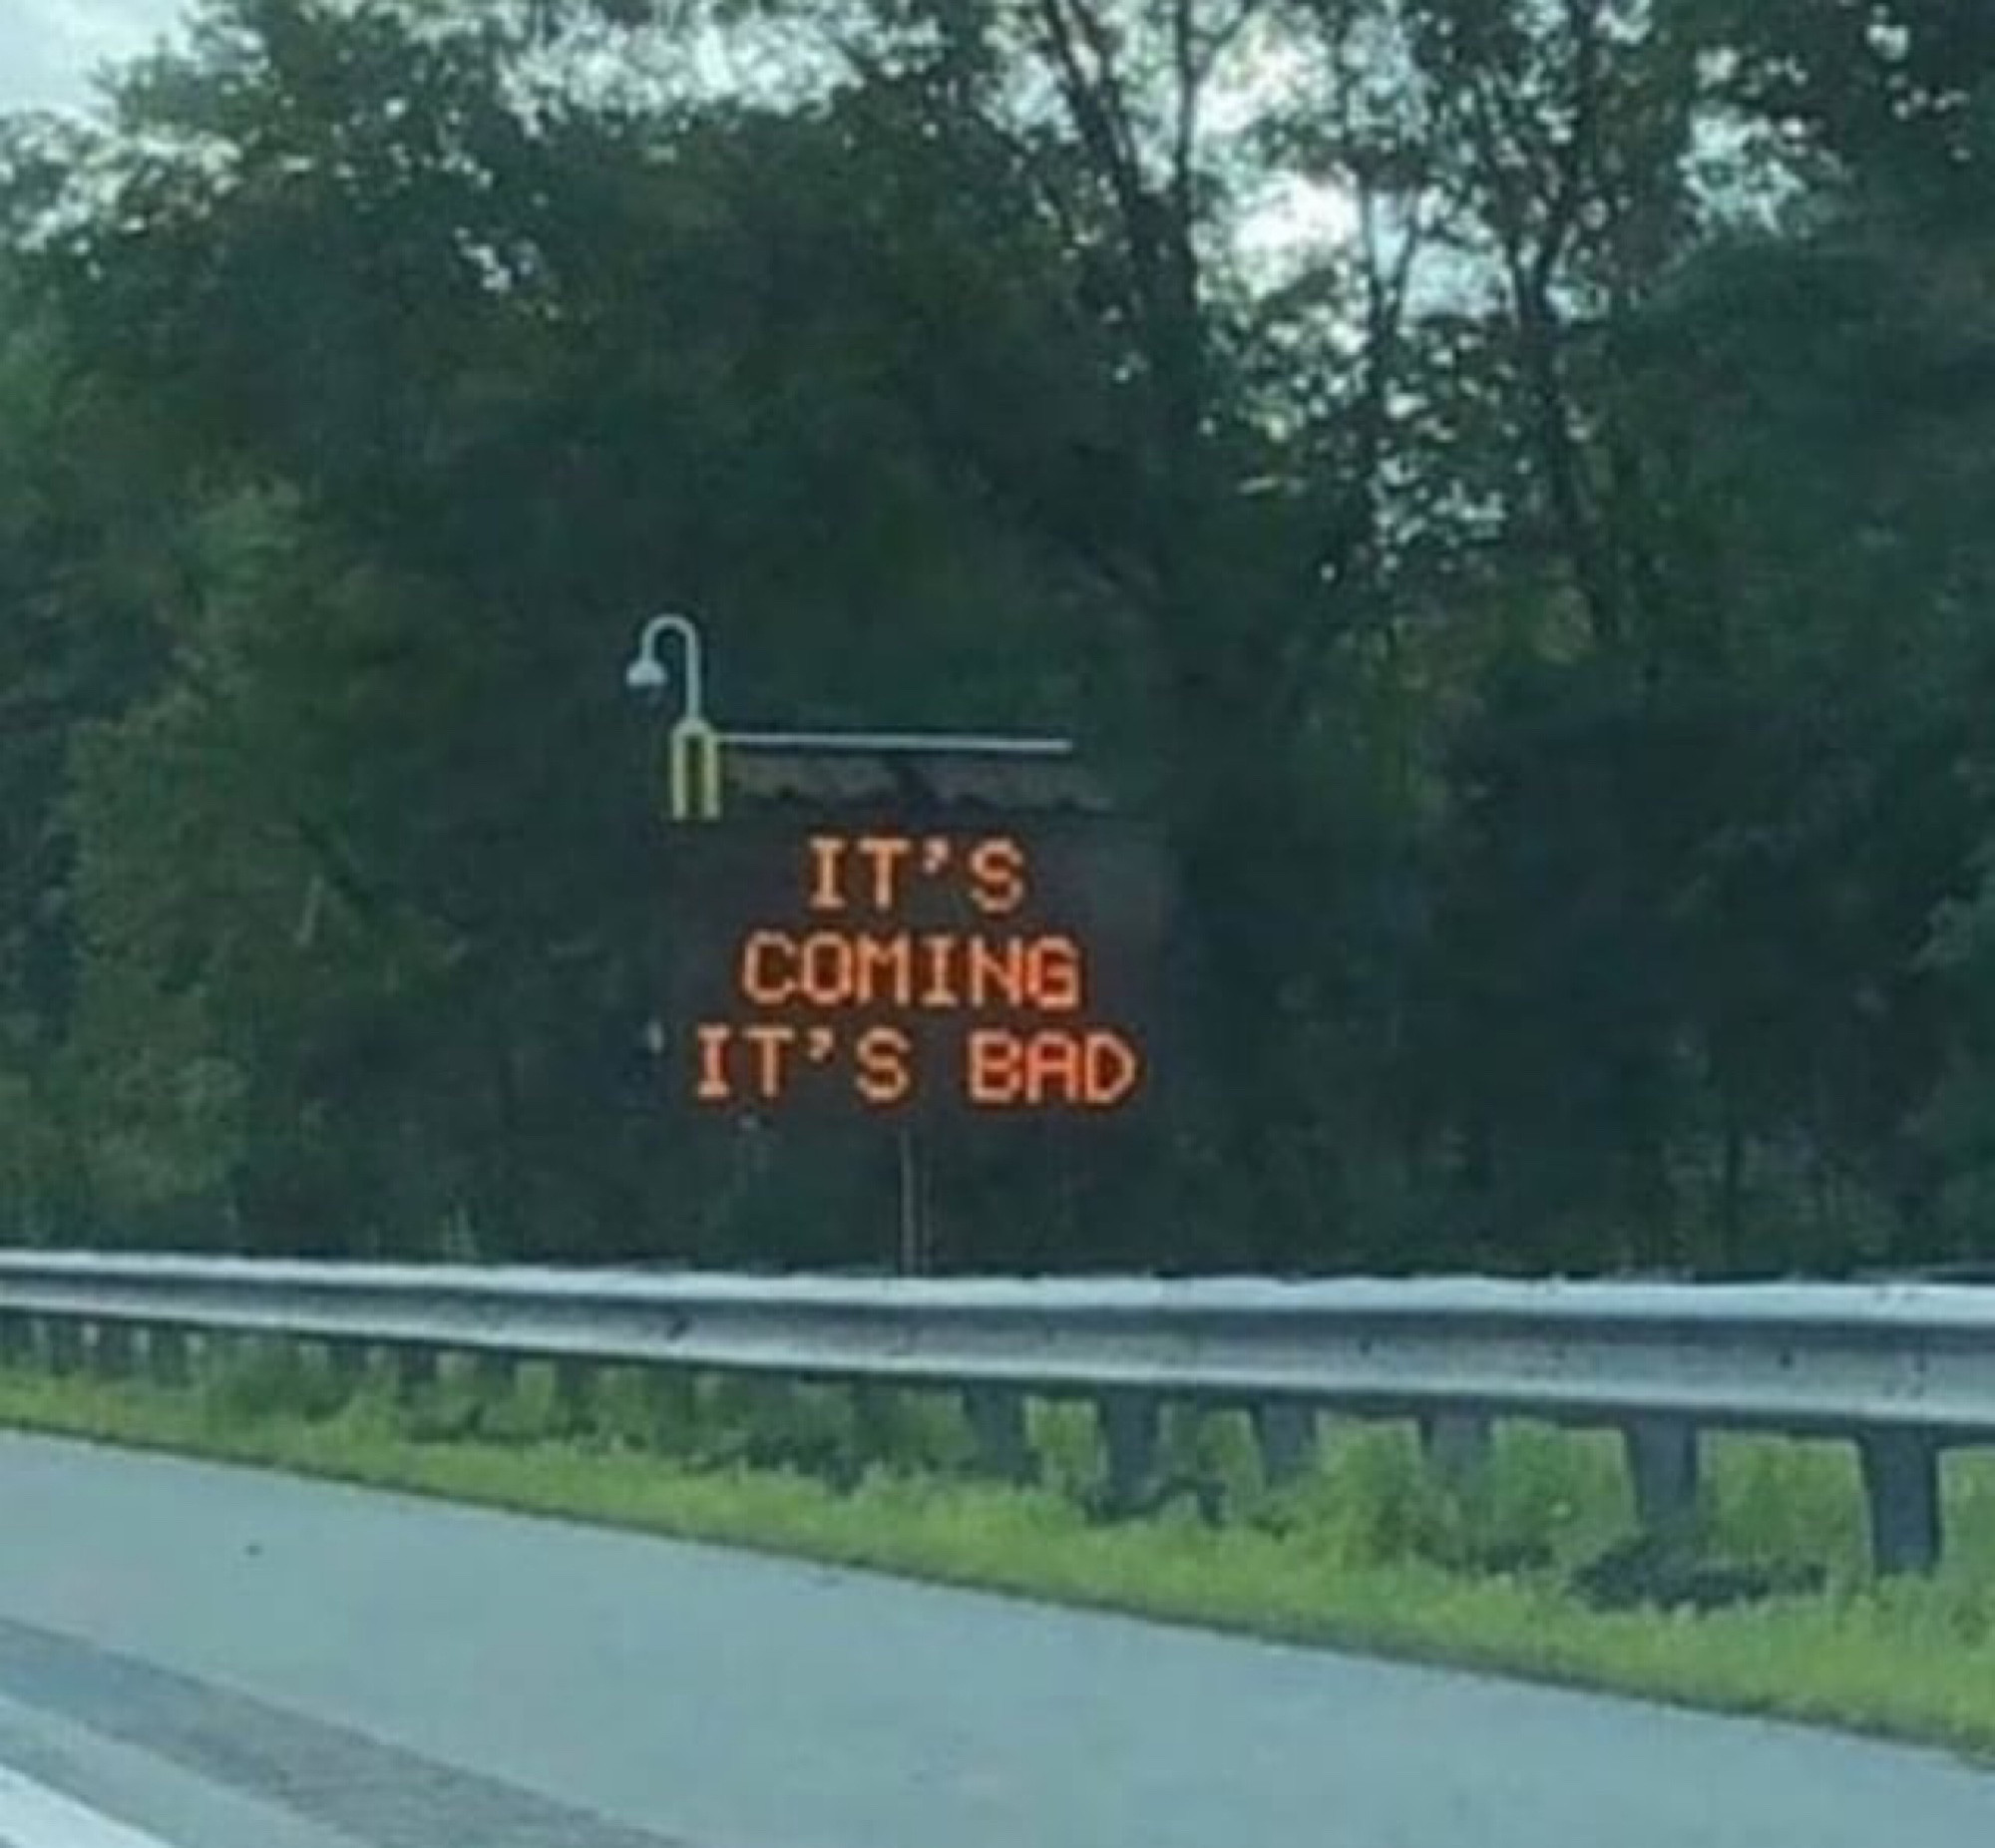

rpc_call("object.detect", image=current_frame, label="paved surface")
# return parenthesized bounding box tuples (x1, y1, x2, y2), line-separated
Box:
(0, 1431, 1991, 1848)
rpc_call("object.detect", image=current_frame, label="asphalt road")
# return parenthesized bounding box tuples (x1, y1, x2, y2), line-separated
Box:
(0, 1431, 1991, 1848)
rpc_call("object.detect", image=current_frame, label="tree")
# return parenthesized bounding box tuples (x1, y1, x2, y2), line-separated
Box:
(6, 0, 1992, 1273)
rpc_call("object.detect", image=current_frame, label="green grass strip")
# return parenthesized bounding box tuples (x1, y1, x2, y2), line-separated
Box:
(1, 1356, 1991, 1760)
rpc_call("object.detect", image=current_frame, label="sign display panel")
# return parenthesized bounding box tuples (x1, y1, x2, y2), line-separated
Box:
(661, 819, 1168, 1118)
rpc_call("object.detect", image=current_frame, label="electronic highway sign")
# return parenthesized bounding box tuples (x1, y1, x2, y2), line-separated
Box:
(660, 818, 1168, 1120)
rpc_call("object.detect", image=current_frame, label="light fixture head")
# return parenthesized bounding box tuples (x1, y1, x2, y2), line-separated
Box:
(623, 652, 669, 695)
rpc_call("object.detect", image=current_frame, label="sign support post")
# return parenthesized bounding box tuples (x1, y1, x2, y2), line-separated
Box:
(897, 1123, 928, 1276)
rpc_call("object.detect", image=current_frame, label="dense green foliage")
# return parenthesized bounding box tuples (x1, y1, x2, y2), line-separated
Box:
(2, 0, 1993, 1272)
(3, 1349, 1992, 1751)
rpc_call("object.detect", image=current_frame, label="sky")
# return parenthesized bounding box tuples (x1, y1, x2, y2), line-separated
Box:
(0, 0, 187, 114)
(0, 0, 1347, 268)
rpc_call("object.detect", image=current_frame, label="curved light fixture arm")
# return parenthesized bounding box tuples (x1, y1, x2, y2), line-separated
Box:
(623, 612, 708, 724)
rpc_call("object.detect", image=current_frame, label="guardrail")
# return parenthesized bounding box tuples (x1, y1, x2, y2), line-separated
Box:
(2, 1252, 1991, 1575)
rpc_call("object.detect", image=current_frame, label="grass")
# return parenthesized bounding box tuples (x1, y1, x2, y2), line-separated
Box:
(1, 1341, 1991, 1758)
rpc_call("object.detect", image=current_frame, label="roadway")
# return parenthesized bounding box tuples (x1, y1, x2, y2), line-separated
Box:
(0, 1429, 1990, 1848)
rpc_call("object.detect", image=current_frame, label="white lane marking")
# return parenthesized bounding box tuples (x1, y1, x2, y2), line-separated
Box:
(0, 1765, 178, 1848)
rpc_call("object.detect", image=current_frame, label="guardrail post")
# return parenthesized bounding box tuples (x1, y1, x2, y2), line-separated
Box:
(0, 1313, 29, 1371)
(1252, 1402, 1318, 1486)
(643, 1368, 695, 1448)
(46, 1317, 81, 1377)
(92, 1320, 136, 1378)
(1859, 1431, 1942, 1575)
(148, 1326, 190, 1387)
(1419, 1412, 1492, 1487)
(963, 1386, 1034, 1484)
(852, 1381, 896, 1466)
(475, 1352, 515, 1400)
(1096, 1390, 1160, 1518)
(395, 1344, 439, 1402)
(555, 1357, 594, 1431)
(333, 1341, 373, 1397)
(1623, 1417, 1701, 1538)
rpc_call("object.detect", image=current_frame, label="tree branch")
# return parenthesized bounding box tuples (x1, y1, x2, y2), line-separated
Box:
(1033, 0, 1150, 274)
(1458, 3, 1620, 647)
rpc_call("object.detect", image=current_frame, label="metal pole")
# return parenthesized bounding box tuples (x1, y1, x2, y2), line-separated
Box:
(902, 1117, 938, 1277)
(625, 613, 721, 822)
(629, 613, 706, 721)
(898, 1123, 926, 1276)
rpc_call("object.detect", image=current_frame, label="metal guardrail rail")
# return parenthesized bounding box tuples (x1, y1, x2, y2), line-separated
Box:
(2, 1252, 1990, 1575)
